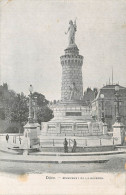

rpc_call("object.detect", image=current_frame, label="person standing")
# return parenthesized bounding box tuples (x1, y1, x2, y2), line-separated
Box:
(72, 139, 77, 153)
(6, 134, 9, 143)
(63, 138, 68, 153)
(19, 137, 22, 145)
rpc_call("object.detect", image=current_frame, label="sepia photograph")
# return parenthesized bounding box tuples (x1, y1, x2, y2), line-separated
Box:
(0, 0, 126, 194)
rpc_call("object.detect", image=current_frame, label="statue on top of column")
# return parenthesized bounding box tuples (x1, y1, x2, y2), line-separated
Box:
(65, 19, 77, 46)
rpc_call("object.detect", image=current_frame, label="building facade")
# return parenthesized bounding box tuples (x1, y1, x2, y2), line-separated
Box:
(83, 87, 97, 106)
(91, 84, 126, 130)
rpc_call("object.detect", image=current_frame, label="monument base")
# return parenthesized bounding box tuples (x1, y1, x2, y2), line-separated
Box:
(23, 122, 40, 150)
(112, 122, 125, 145)
(42, 101, 107, 137)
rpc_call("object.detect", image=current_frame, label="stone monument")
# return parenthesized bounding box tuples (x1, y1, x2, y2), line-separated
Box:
(23, 85, 40, 152)
(42, 20, 105, 137)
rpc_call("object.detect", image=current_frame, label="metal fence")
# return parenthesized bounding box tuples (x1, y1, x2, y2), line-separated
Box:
(40, 137, 116, 147)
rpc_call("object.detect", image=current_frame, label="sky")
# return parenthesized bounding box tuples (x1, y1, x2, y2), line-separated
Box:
(0, 0, 126, 100)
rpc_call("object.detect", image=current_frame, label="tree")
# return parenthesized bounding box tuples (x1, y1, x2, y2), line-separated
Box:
(10, 91, 53, 125)
(1, 86, 53, 133)
(0, 82, 53, 133)
(2, 89, 17, 122)
(0, 108, 5, 120)
(37, 106, 53, 124)
(10, 93, 29, 125)
(32, 92, 53, 123)
(0, 88, 26, 133)
(32, 92, 49, 107)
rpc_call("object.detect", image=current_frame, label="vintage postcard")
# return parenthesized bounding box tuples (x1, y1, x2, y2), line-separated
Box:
(0, 0, 126, 194)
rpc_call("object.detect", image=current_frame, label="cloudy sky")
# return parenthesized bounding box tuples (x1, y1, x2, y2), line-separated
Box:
(0, 0, 126, 100)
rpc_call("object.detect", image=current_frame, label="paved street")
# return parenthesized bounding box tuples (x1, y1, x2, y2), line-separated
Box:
(0, 134, 126, 175)
(0, 151, 126, 174)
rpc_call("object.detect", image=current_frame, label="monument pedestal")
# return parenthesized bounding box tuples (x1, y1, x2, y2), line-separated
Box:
(23, 122, 40, 150)
(42, 101, 107, 137)
(112, 122, 125, 145)
(43, 100, 94, 136)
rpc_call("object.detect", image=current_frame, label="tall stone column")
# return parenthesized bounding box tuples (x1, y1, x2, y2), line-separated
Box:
(60, 46, 83, 101)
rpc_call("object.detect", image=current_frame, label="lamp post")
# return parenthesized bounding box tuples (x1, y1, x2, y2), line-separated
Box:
(100, 93, 105, 123)
(18, 94, 21, 139)
(28, 85, 33, 123)
(114, 85, 121, 122)
(23, 85, 40, 153)
(33, 96, 37, 123)
(112, 85, 125, 145)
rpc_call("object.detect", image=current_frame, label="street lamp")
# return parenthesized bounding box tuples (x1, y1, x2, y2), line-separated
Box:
(114, 85, 121, 122)
(33, 96, 37, 123)
(18, 94, 21, 139)
(28, 85, 33, 123)
(100, 93, 105, 123)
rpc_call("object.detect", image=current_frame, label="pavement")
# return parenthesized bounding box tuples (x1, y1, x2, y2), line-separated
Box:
(0, 134, 126, 174)
(0, 134, 126, 164)
(0, 144, 126, 164)
(0, 151, 125, 163)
